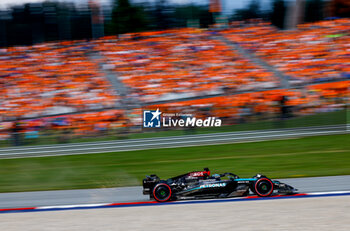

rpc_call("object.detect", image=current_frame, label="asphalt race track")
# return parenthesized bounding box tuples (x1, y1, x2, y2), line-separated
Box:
(1, 194, 350, 231)
(0, 175, 349, 210)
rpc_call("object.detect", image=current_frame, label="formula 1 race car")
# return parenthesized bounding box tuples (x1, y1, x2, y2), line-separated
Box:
(143, 168, 297, 202)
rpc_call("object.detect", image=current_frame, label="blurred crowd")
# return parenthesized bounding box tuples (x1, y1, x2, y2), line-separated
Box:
(0, 80, 347, 142)
(0, 109, 140, 142)
(95, 28, 277, 102)
(222, 19, 350, 84)
(0, 18, 349, 144)
(0, 41, 118, 121)
(155, 81, 348, 122)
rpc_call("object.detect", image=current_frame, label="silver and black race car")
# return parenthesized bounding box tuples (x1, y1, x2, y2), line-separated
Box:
(143, 168, 297, 202)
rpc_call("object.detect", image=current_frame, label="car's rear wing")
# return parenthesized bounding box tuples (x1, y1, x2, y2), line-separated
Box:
(142, 175, 160, 195)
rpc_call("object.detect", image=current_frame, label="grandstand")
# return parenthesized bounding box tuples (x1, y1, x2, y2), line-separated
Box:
(0, 18, 348, 144)
(0, 42, 118, 120)
(95, 29, 278, 102)
(153, 81, 348, 123)
(222, 19, 350, 84)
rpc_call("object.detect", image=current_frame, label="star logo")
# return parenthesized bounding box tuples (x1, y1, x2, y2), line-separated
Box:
(150, 108, 162, 121)
(143, 108, 162, 128)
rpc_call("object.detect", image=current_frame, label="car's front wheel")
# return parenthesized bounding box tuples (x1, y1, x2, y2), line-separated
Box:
(254, 178, 274, 197)
(152, 183, 172, 202)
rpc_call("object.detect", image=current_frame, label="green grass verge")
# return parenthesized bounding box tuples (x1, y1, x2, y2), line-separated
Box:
(0, 134, 349, 193)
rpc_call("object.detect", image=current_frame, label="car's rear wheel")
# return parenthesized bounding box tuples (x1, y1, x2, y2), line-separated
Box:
(254, 178, 274, 197)
(153, 183, 172, 202)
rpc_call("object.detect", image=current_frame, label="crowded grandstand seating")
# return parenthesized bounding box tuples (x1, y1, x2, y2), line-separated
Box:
(221, 19, 350, 85)
(95, 28, 278, 102)
(153, 80, 348, 122)
(0, 42, 118, 121)
(0, 19, 349, 142)
(1, 80, 346, 141)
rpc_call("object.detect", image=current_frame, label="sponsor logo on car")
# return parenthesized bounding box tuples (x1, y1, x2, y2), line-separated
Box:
(238, 181, 250, 184)
(199, 183, 227, 189)
(190, 171, 210, 177)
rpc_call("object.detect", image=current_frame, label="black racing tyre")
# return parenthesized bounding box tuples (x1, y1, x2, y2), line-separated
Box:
(152, 183, 172, 202)
(254, 178, 274, 197)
